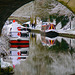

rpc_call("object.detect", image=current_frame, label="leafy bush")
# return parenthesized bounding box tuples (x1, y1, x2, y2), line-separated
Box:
(0, 67, 14, 75)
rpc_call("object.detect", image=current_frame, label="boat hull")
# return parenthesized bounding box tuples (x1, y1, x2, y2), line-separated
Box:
(45, 31, 59, 38)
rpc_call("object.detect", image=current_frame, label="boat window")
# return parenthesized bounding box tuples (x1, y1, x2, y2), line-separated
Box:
(46, 39, 49, 44)
(21, 51, 28, 54)
(46, 25, 49, 30)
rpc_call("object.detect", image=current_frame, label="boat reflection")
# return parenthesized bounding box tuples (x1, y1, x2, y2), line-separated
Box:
(9, 40, 29, 48)
(9, 50, 29, 56)
(41, 36, 56, 47)
(8, 32, 30, 68)
(31, 33, 36, 38)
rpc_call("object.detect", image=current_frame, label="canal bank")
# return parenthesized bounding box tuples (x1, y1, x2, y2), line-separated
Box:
(59, 33, 75, 38)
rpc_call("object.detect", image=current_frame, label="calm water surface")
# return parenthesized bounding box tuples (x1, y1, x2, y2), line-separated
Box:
(2, 33, 75, 75)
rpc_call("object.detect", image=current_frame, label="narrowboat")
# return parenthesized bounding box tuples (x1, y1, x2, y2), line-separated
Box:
(41, 22, 58, 37)
(22, 23, 31, 32)
(9, 21, 30, 37)
(9, 31, 29, 38)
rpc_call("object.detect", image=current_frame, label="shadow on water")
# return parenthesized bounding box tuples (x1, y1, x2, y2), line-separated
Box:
(41, 31, 59, 38)
(71, 74, 75, 75)
(45, 31, 59, 38)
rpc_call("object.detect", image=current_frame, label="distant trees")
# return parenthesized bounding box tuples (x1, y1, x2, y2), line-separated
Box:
(49, 14, 70, 28)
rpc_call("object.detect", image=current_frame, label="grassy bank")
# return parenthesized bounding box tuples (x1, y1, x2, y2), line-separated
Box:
(59, 33, 75, 38)
(31, 29, 41, 33)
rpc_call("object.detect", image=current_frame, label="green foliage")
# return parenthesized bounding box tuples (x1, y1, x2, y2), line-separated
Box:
(0, 67, 13, 75)
(49, 14, 69, 28)
(60, 39, 69, 50)
(71, 16, 74, 20)
(44, 55, 53, 64)
(42, 17, 48, 22)
(61, 16, 69, 27)
(49, 14, 57, 22)
(56, 15, 64, 25)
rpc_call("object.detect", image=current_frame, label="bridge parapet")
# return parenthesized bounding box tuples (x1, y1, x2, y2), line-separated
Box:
(56, 0, 75, 14)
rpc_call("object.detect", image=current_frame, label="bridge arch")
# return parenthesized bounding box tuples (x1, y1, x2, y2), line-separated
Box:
(0, 0, 34, 34)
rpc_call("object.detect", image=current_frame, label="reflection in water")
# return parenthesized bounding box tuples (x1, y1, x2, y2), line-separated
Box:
(1, 32, 75, 75)
(0, 32, 30, 74)
(41, 36, 56, 47)
(9, 40, 29, 48)
(14, 34, 75, 75)
(31, 33, 36, 38)
(9, 49, 29, 68)
(8, 32, 30, 69)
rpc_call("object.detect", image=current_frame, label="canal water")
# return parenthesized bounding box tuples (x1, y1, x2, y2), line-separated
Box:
(1, 32, 75, 75)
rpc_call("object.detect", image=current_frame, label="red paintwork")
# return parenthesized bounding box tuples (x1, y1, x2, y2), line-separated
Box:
(9, 40, 29, 43)
(10, 45, 29, 48)
(17, 27, 21, 31)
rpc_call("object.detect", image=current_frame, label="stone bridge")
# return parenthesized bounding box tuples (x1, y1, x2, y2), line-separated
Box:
(0, 0, 75, 34)
(0, 0, 34, 34)
(56, 0, 75, 14)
